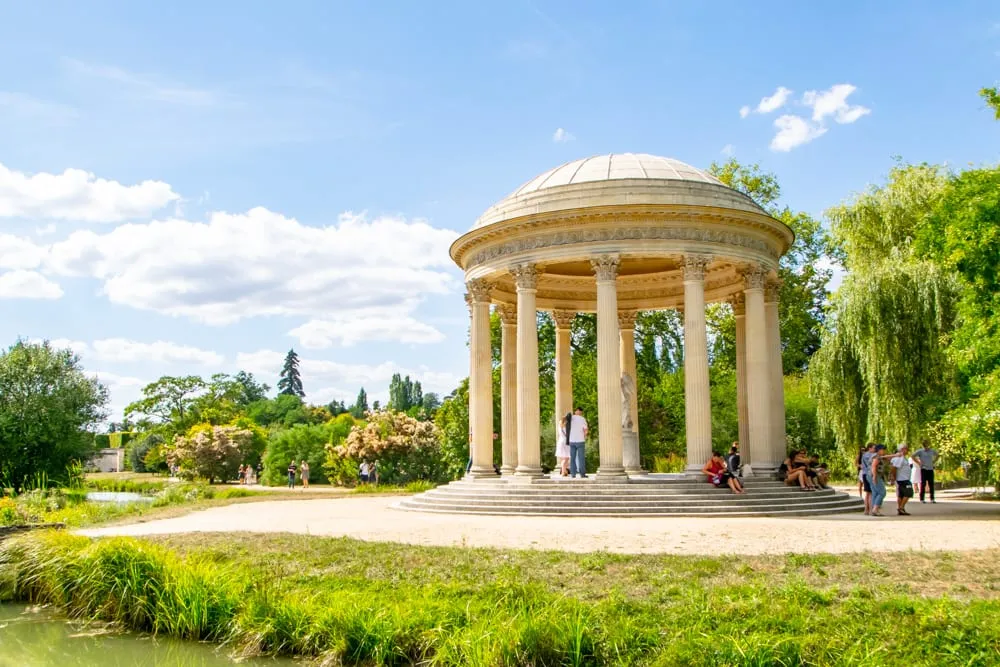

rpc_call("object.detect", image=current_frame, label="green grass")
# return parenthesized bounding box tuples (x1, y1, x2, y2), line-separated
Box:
(2, 532, 999, 665)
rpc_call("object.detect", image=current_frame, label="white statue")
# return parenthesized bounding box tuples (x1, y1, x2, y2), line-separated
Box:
(620, 372, 635, 431)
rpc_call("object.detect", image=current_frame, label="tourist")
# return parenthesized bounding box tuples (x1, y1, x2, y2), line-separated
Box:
(861, 442, 877, 514)
(255, 462, 263, 485)
(702, 451, 744, 494)
(891, 445, 914, 515)
(371, 460, 380, 485)
(808, 454, 830, 488)
(869, 444, 890, 517)
(300, 460, 310, 489)
(555, 412, 572, 477)
(360, 460, 370, 484)
(779, 453, 815, 491)
(237, 464, 245, 485)
(855, 446, 867, 498)
(912, 440, 939, 503)
(287, 460, 297, 489)
(568, 407, 589, 479)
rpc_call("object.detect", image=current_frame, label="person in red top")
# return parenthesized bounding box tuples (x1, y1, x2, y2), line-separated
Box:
(702, 451, 745, 494)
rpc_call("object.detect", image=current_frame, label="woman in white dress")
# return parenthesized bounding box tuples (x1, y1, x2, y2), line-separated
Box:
(555, 413, 572, 477)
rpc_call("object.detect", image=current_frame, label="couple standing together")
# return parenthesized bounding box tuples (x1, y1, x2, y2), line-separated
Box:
(556, 408, 589, 478)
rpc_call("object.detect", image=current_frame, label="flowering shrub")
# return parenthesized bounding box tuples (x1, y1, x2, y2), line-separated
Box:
(324, 410, 447, 486)
(167, 424, 253, 483)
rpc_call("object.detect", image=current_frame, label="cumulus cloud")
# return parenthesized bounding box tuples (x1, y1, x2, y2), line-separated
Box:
(90, 339, 224, 365)
(289, 308, 446, 348)
(739, 105, 751, 119)
(0, 234, 47, 269)
(0, 162, 179, 222)
(770, 115, 828, 152)
(552, 127, 575, 143)
(46, 207, 458, 327)
(0, 270, 63, 299)
(802, 84, 871, 124)
(756, 86, 793, 113)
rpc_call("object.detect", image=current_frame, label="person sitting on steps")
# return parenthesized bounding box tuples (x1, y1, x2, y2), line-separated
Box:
(702, 451, 745, 494)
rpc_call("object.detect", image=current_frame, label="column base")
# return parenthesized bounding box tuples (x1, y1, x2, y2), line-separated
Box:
(595, 466, 629, 482)
(467, 466, 499, 479)
(499, 465, 517, 476)
(514, 465, 544, 480)
(744, 463, 779, 478)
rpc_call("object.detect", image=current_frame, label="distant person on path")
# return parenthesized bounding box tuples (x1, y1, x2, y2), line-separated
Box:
(256, 462, 263, 485)
(371, 460, 379, 485)
(855, 446, 867, 498)
(360, 460, 370, 484)
(702, 451, 744, 494)
(568, 407, 589, 478)
(891, 445, 914, 515)
(913, 440, 939, 503)
(287, 460, 297, 489)
(555, 413, 572, 476)
(869, 445, 889, 517)
(861, 443, 877, 514)
(300, 460, 310, 489)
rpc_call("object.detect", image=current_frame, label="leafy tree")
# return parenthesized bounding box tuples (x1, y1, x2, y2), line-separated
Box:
(128, 433, 164, 473)
(350, 387, 369, 419)
(433, 381, 469, 479)
(327, 399, 348, 417)
(326, 410, 445, 485)
(261, 413, 355, 485)
(981, 86, 1000, 120)
(246, 394, 320, 428)
(277, 349, 305, 398)
(0, 340, 108, 491)
(125, 375, 206, 431)
(421, 392, 441, 415)
(168, 424, 253, 483)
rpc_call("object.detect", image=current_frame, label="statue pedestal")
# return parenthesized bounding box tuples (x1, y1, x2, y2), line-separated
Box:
(623, 430, 643, 474)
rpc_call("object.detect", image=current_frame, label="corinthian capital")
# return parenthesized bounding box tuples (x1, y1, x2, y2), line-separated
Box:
(496, 303, 518, 325)
(552, 310, 576, 330)
(510, 263, 541, 290)
(618, 310, 638, 330)
(466, 278, 493, 303)
(740, 264, 768, 291)
(765, 278, 782, 303)
(590, 254, 620, 282)
(682, 254, 711, 281)
(729, 292, 746, 316)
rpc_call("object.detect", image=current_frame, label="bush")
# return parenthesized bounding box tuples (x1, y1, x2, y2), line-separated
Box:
(167, 424, 254, 483)
(94, 434, 111, 449)
(128, 434, 164, 473)
(261, 414, 355, 486)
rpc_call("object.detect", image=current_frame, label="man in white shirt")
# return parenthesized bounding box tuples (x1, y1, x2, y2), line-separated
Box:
(891, 445, 914, 516)
(568, 407, 589, 478)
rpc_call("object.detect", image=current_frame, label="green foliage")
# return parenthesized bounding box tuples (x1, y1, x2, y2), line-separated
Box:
(128, 434, 164, 473)
(0, 340, 108, 492)
(326, 410, 447, 486)
(276, 349, 304, 398)
(261, 414, 356, 486)
(349, 387, 368, 419)
(93, 434, 111, 449)
(107, 432, 133, 450)
(981, 86, 1000, 120)
(124, 375, 206, 430)
(434, 379, 471, 480)
(167, 424, 254, 483)
(246, 393, 321, 428)
(388, 373, 423, 412)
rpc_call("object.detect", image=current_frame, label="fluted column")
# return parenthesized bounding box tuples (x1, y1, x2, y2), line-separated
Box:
(683, 255, 713, 473)
(592, 255, 626, 479)
(619, 310, 642, 473)
(497, 304, 518, 475)
(743, 265, 775, 473)
(512, 264, 543, 478)
(552, 310, 575, 432)
(466, 279, 497, 477)
(731, 293, 749, 462)
(765, 281, 787, 467)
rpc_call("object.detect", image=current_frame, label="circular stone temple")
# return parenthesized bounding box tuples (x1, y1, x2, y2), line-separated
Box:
(400, 153, 861, 516)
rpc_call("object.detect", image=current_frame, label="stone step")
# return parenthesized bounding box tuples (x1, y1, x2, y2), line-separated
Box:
(428, 487, 837, 498)
(395, 500, 863, 518)
(413, 495, 849, 508)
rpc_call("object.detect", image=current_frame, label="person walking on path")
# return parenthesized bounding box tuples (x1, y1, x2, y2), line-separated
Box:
(913, 440, 939, 503)
(568, 407, 589, 478)
(287, 460, 297, 489)
(860, 443, 876, 515)
(869, 444, 889, 517)
(300, 460, 310, 489)
(891, 445, 915, 516)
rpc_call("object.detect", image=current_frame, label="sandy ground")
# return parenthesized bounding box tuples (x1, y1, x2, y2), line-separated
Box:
(78, 494, 1000, 555)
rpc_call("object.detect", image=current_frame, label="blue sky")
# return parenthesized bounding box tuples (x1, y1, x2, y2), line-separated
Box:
(0, 1, 997, 420)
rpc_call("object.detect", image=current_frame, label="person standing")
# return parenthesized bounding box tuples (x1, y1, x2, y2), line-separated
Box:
(860, 443, 876, 515)
(371, 460, 379, 486)
(891, 445, 914, 516)
(555, 413, 572, 477)
(568, 407, 589, 479)
(869, 444, 889, 517)
(256, 461, 263, 486)
(913, 440, 939, 503)
(360, 460, 370, 484)
(300, 460, 310, 489)
(287, 460, 297, 489)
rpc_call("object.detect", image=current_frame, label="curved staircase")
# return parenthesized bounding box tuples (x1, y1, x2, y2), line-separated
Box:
(396, 474, 864, 517)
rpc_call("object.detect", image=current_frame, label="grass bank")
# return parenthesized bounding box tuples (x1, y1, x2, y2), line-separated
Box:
(2, 532, 998, 666)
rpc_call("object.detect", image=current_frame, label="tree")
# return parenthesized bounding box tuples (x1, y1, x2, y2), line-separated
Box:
(350, 387, 368, 419)
(277, 349, 305, 398)
(246, 394, 318, 428)
(168, 424, 253, 483)
(326, 410, 445, 485)
(261, 413, 355, 486)
(327, 399, 348, 417)
(0, 340, 109, 491)
(981, 86, 1000, 120)
(129, 433, 164, 473)
(125, 375, 206, 430)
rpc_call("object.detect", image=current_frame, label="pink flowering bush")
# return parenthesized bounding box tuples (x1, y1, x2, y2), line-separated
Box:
(324, 410, 446, 486)
(168, 424, 253, 483)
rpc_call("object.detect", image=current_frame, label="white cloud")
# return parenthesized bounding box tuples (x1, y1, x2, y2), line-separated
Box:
(89, 339, 224, 366)
(756, 86, 793, 113)
(802, 84, 870, 124)
(46, 207, 458, 327)
(0, 270, 63, 299)
(720, 144, 735, 157)
(770, 115, 827, 152)
(0, 162, 179, 222)
(552, 127, 575, 143)
(0, 234, 47, 269)
(290, 308, 445, 348)
(739, 105, 751, 119)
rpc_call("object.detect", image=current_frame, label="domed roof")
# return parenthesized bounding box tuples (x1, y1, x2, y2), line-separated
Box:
(473, 153, 748, 230)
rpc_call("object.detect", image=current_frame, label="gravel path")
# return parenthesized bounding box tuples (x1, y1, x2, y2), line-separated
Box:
(78, 496, 1000, 555)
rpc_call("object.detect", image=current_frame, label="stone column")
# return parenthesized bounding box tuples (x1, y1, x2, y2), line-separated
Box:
(512, 264, 543, 478)
(765, 280, 787, 467)
(619, 310, 642, 473)
(497, 304, 518, 475)
(683, 255, 713, 473)
(466, 279, 497, 477)
(592, 255, 626, 479)
(743, 265, 775, 473)
(552, 310, 575, 431)
(731, 293, 749, 462)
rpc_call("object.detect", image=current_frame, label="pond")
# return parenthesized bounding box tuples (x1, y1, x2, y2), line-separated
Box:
(0, 604, 298, 666)
(84, 492, 154, 504)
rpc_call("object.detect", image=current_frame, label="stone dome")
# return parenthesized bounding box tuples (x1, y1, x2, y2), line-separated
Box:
(473, 153, 764, 230)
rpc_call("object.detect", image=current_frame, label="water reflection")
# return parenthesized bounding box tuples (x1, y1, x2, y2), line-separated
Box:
(84, 492, 154, 504)
(0, 604, 296, 666)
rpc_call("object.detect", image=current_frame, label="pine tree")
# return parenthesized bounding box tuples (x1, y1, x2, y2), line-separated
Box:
(350, 387, 369, 418)
(277, 349, 305, 398)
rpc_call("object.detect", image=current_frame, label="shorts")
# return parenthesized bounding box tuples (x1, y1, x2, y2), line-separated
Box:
(897, 480, 914, 498)
(862, 476, 872, 493)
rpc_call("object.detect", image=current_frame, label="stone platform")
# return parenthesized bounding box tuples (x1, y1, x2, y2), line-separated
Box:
(396, 474, 864, 517)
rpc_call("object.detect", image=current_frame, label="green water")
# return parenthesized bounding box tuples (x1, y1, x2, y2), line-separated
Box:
(0, 604, 298, 666)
